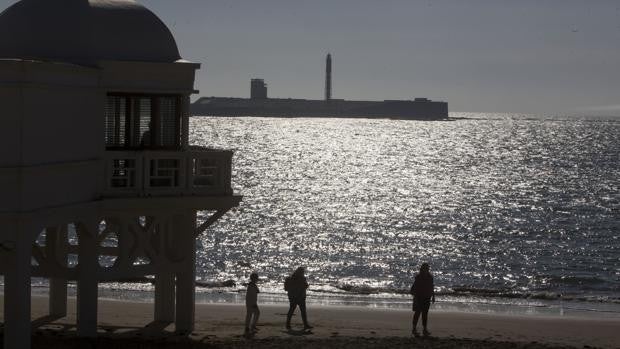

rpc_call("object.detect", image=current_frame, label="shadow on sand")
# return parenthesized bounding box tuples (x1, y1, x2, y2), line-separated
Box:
(282, 328, 313, 336)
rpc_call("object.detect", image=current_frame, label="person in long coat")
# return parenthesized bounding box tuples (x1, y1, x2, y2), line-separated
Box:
(284, 267, 313, 330)
(410, 262, 435, 336)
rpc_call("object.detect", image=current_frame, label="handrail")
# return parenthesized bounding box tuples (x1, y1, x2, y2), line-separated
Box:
(103, 148, 233, 197)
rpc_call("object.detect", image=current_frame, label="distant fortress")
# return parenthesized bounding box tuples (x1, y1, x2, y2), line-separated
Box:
(191, 54, 448, 120)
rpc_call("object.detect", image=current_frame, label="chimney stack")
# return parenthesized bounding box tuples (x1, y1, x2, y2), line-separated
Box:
(325, 53, 332, 101)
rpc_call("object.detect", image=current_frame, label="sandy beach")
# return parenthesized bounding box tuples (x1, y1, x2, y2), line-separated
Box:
(1, 296, 618, 348)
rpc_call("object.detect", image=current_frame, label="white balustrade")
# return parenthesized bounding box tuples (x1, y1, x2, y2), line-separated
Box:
(104, 147, 233, 197)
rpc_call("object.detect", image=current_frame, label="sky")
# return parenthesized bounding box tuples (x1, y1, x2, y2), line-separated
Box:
(3, 0, 620, 115)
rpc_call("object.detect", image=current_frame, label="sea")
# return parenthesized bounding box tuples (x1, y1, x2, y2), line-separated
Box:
(34, 113, 620, 318)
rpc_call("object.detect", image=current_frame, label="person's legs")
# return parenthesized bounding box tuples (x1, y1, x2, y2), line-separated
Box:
(286, 301, 297, 328)
(251, 306, 261, 329)
(412, 310, 421, 333)
(421, 299, 431, 335)
(244, 306, 253, 332)
(299, 300, 311, 328)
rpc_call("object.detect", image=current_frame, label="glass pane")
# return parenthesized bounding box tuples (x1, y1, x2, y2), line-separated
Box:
(105, 94, 180, 149)
(138, 97, 152, 147)
(159, 97, 178, 147)
(105, 96, 126, 147)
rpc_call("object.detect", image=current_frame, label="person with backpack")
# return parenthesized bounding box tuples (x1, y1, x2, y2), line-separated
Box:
(284, 267, 313, 330)
(410, 262, 435, 337)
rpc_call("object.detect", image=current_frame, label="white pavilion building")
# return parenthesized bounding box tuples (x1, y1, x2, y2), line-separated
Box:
(0, 1, 241, 348)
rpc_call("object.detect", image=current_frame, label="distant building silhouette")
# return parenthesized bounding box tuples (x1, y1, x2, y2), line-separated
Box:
(250, 78, 268, 99)
(191, 53, 449, 119)
(325, 53, 332, 101)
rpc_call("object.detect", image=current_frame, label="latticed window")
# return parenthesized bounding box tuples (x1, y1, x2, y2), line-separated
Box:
(110, 159, 136, 188)
(105, 94, 182, 149)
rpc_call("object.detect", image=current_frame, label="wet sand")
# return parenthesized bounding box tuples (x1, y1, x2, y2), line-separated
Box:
(2, 296, 620, 348)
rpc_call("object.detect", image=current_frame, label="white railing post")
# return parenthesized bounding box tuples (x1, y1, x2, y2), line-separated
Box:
(185, 152, 190, 194)
(142, 152, 149, 195)
(179, 154, 186, 194)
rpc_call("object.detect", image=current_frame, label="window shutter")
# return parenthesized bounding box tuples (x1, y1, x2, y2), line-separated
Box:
(105, 96, 127, 148)
(159, 97, 178, 148)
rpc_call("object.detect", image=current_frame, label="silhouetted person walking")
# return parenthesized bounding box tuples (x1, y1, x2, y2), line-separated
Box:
(410, 263, 435, 337)
(244, 272, 260, 336)
(285, 267, 313, 330)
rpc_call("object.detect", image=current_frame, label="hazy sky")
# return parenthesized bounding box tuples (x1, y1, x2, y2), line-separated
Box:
(3, 0, 620, 115)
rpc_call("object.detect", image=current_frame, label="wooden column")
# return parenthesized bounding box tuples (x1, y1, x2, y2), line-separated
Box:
(47, 225, 68, 317)
(3, 225, 32, 349)
(174, 211, 196, 333)
(180, 95, 190, 151)
(154, 272, 175, 322)
(76, 222, 99, 337)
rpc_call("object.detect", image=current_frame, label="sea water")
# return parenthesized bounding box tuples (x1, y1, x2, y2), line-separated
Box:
(187, 113, 619, 317)
(27, 113, 620, 318)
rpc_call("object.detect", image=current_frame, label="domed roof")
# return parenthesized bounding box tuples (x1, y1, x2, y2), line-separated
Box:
(0, 0, 181, 64)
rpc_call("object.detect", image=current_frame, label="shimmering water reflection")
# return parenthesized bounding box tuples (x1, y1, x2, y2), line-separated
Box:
(190, 114, 620, 310)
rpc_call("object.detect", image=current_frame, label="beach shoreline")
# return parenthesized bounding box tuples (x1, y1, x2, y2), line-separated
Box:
(28, 283, 620, 320)
(2, 295, 619, 348)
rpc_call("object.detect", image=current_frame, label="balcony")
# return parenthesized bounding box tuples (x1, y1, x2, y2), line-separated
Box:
(103, 146, 233, 197)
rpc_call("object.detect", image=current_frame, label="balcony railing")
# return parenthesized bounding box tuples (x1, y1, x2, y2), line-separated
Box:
(104, 147, 233, 197)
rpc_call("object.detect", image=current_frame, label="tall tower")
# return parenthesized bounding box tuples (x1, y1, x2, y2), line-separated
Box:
(325, 53, 332, 101)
